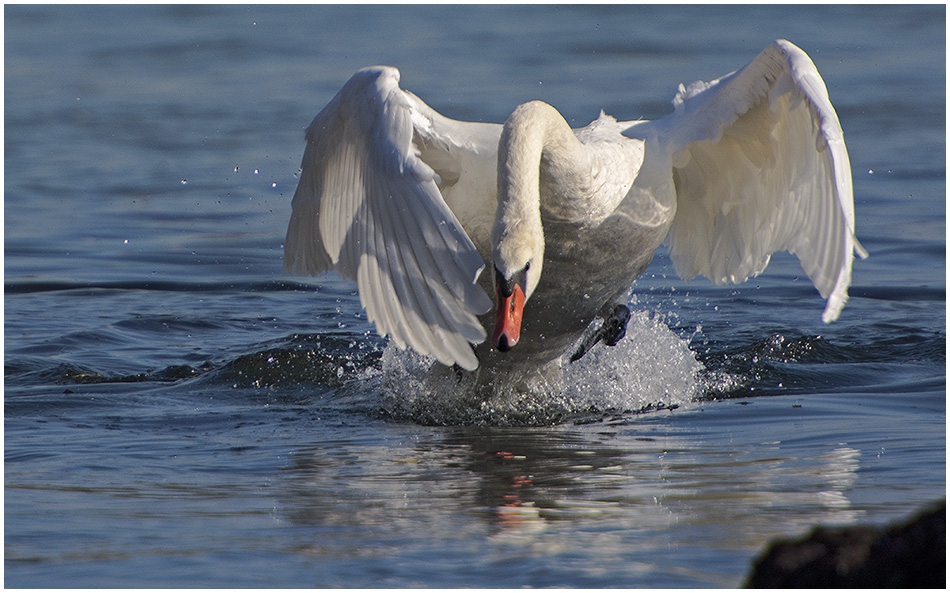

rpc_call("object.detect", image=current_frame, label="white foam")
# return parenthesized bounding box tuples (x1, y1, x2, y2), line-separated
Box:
(377, 311, 703, 426)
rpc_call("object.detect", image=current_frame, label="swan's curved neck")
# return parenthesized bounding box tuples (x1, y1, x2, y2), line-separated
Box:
(493, 101, 588, 278)
(496, 100, 589, 224)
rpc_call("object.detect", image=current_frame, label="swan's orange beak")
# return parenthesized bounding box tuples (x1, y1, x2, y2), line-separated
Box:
(492, 283, 525, 352)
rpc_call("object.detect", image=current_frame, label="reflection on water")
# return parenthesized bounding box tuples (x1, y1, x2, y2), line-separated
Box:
(276, 420, 863, 583)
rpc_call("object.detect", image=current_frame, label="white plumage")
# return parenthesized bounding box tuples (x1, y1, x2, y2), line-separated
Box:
(284, 40, 866, 371)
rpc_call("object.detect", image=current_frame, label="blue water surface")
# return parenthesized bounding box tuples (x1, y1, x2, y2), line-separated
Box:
(5, 5, 945, 588)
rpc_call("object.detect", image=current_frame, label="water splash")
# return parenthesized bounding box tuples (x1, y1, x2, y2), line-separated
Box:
(377, 311, 704, 426)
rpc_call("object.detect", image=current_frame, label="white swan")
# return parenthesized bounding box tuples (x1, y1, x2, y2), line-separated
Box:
(284, 40, 866, 372)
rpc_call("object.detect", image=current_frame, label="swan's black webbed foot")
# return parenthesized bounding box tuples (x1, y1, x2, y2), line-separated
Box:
(569, 304, 632, 363)
(601, 304, 631, 347)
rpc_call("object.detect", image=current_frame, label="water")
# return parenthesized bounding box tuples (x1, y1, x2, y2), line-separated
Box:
(5, 5, 945, 587)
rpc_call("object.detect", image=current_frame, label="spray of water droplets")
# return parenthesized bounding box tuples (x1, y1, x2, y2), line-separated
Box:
(375, 311, 704, 426)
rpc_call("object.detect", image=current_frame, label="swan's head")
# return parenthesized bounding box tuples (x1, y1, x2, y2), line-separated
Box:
(491, 227, 544, 352)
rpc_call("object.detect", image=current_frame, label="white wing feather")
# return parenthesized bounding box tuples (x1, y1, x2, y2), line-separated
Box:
(663, 40, 867, 322)
(283, 66, 493, 370)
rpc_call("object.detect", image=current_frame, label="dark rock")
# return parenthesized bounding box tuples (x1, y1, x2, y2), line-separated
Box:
(745, 501, 945, 588)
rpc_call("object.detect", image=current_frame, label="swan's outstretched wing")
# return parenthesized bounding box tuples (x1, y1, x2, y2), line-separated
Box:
(283, 66, 496, 370)
(660, 40, 867, 322)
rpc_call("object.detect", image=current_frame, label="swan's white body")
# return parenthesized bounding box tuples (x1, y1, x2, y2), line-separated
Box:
(284, 40, 866, 371)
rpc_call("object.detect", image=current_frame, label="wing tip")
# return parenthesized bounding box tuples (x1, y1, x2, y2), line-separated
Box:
(821, 298, 845, 324)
